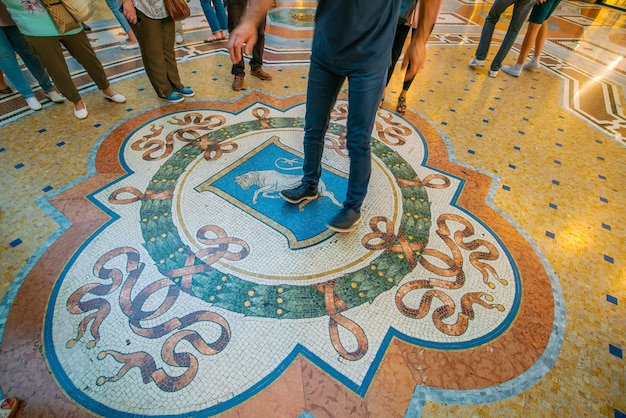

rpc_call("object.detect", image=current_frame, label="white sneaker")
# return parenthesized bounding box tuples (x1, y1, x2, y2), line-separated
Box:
(175, 34, 184, 44)
(46, 91, 65, 103)
(488, 70, 498, 78)
(523, 59, 540, 70)
(502, 64, 523, 77)
(469, 58, 485, 67)
(26, 96, 42, 111)
(121, 42, 139, 50)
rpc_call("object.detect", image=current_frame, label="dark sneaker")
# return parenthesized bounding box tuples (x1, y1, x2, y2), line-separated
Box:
(159, 92, 184, 103)
(326, 208, 361, 233)
(177, 86, 195, 97)
(280, 184, 318, 204)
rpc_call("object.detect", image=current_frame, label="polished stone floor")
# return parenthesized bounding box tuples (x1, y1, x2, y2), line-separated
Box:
(0, 0, 624, 417)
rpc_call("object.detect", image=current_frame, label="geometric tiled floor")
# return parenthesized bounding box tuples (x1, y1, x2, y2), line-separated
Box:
(0, 1, 624, 416)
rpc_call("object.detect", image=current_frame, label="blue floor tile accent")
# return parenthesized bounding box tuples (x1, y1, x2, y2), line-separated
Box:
(43, 186, 53, 193)
(598, 156, 605, 161)
(599, 175, 607, 180)
(552, 180, 560, 185)
(615, 408, 626, 418)
(554, 160, 561, 165)
(606, 294, 618, 305)
(600, 196, 608, 203)
(9, 239, 22, 248)
(468, 149, 475, 154)
(509, 164, 516, 169)
(602, 223, 611, 231)
(546, 231, 555, 239)
(609, 344, 623, 359)
(14, 163, 23, 169)
(502, 185, 510, 191)
(604, 255, 614, 264)
(57, 142, 65, 147)
(38, 128, 46, 133)
(556, 142, 563, 147)
(549, 203, 557, 209)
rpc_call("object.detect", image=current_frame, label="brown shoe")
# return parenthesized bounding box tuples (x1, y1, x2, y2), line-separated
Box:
(232, 75, 244, 91)
(251, 68, 272, 80)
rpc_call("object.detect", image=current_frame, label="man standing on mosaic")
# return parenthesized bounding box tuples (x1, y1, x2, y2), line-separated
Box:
(228, 0, 441, 232)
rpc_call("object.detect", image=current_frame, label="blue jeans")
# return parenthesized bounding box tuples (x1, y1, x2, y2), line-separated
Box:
(475, 0, 535, 71)
(200, 0, 228, 33)
(302, 56, 386, 211)
(0, 26, 54, 98)
(106, 0, 132, 33)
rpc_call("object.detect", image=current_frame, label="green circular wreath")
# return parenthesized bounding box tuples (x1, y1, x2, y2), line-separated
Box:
(139, 116, 431, 319)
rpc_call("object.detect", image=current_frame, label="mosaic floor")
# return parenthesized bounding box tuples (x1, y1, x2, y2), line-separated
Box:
(0, 0, 624, 417)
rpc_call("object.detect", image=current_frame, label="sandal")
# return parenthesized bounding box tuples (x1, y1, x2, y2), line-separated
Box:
(396, 96, 407, 114)
(0, 87, 12, 95)
(0, 397, 20, 418)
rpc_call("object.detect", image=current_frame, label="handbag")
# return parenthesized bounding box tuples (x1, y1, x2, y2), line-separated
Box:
(61, 0, 95, 23)
(42, 0, 81, 34)
(163, 0, 190, 21)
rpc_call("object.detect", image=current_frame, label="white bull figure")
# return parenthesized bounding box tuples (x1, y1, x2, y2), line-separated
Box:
(234, 170, 342, 208)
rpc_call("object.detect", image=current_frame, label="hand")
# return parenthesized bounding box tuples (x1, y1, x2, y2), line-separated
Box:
(227, 21, 259, 64)
(121, 2, 138, 25)
(402, 38, 427, 81)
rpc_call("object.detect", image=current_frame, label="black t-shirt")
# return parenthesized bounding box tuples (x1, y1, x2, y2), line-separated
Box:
(312, 0, 402, 72)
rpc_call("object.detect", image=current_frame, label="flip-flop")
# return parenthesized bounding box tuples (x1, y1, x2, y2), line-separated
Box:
(0, 397, 20, 418)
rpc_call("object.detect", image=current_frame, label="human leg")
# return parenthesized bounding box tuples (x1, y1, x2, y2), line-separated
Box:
(200, 0, 221, 35)
(106, 0, 133, 37)
(501, 21, 541, 76)
(26, 35, 81, 103)
(0, 28, 36, 98)
(160, 17, 185, 91)
(228, 0, 246, 81)
(302, 57, 344, 188)
(474, 0, 515, 62)
(386, 23, 410, 87)
(490, 0, 535, 72)
(342, 66, 387, 211)
(175, 21, 184, 44)
(213, 0, 228, 33)
(132, 12, 180, 99)
(0, 68, 9, 93)
(4, 26, 58, 96)
(249, 19, 267, 72)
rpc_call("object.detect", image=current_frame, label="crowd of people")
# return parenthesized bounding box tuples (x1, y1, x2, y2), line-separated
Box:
(0, 0, 561, 230)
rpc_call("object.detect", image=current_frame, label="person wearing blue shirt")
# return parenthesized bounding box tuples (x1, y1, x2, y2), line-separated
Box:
(228, 0, 440, 232)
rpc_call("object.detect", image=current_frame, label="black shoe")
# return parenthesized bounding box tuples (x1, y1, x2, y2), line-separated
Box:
(326, 208, 361, 233)
(82, 22, 92, 32)
(280, 184, 318, 204)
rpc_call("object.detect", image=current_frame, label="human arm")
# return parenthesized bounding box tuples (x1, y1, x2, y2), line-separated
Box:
(401, 0, 443, 80)
(227, 0, 274, 63)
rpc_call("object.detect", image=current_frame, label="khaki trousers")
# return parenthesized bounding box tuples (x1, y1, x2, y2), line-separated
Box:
(131, 11, 183, 98)
(26, 30, 109, 103)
